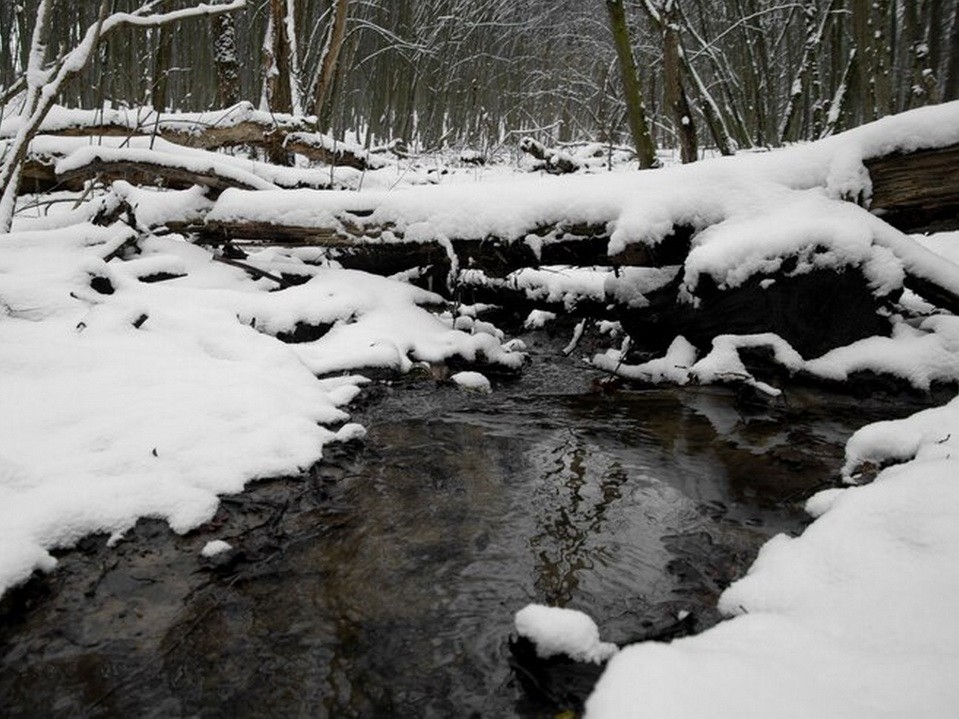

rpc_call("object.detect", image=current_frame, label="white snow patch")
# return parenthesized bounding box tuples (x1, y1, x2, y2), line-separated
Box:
(524, 309, 556, 329)
(201, 540, 232, 558)
(0, 223, 521, 596)
(588, 405, 959, 717)
(450, 371, 491, 393)
(515, 604, 618, 664)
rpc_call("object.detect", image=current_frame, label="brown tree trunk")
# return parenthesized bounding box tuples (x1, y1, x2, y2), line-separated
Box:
(151, 6, 173, 112)
(263, 0, 294, 115)
(605, 0, 658, 168)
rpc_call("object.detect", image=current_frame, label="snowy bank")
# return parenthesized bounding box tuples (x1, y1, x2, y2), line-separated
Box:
(585, 395, 959, 717)
(0, 222, 522, 596)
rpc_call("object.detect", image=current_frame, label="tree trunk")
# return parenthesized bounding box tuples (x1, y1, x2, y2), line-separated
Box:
(311, 0, 349, 130)
(605, 0, 657, 168)
(151, 22, 173, 112)
(210, 0, 241, 107)
(778, 0, 838, 144)
(660, 2, 698, 162)
(263, 0, 294, 115)
(945, 5, 959, 101)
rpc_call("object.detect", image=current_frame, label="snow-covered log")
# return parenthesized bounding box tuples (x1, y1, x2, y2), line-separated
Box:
(1, 104, 383, 172)
(54, 146, 278, 195)
(519, 137, 584, 174)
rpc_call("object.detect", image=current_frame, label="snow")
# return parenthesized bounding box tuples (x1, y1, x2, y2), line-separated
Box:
(597, 313, 959, 394)
(200, 539, 232, 557)
(515, 604, 618, 664)
(0, 220, 522, 595)
(593, 336, 697, 385)
(524, 309, 556, 329)
(204, 102, 959, 311)
(461, 266, 614, 311)
(587, 405, 959, 717)
(2, 97, 959, 716)
(54, 145, 280, 191)
(450, 371, 492, 393)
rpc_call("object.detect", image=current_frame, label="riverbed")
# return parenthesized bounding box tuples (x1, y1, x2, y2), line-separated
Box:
(0, 333, 932, 717)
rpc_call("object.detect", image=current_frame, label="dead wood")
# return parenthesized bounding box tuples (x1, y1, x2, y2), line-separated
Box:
(866, 142, 959, 233)
(22, 117, 379, 172)
(56, 157, 268, 196)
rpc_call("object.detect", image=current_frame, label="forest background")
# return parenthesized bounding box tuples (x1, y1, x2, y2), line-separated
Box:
(1, 0, 956, 160)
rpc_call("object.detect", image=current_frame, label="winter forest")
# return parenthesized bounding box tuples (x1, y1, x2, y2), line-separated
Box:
(1, 1, 959, 717)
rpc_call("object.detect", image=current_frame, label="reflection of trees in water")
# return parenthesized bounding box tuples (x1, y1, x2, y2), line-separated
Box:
(529, 429, 629, 607)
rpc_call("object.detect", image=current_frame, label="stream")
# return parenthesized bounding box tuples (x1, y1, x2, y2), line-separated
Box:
(0, 334, 933, 718)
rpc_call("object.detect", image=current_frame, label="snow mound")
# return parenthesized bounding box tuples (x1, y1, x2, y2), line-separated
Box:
(586, 397, 959, 719)
(451, 371, 492, 393)
(515, 604, 618, 664)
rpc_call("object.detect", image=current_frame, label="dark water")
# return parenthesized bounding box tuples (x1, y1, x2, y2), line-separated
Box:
(0, 349, 928, 718)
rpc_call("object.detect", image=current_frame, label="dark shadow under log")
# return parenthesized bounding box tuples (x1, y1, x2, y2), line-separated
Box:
(618, 265, 892, 359)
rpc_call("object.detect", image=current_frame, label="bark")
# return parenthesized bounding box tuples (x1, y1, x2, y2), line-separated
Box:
(865, 142, 959, 233)
(151, 22, 173, 111)
(605, 0, 658, 169)
(210, 0, 241, 106)
(55, 155, 271, 196)
(778, 0, 838, 144)
(658, 2, 698, 162)
(263, 0, 294, 114)
(310, 0, 349, 130)
(820, 48, 856, 138)
(0, 0, 53, 227)
(946, 7, 959, 101)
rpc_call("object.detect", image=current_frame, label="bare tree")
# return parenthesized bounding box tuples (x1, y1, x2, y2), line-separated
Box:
(642, 0, 699, 162)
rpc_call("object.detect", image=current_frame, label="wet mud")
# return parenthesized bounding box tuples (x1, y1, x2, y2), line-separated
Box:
(0, 331, 935, 718)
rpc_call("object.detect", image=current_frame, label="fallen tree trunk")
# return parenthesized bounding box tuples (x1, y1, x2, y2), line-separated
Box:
(2, 106, 381, 172)
(866, 142, 959, 233)
(616, 265, 893, 359)
(56, 155, 274, 196)
(197, 217, 693, 276)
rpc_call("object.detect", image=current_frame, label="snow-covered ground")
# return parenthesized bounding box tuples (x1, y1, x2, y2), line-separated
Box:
(2, 101, 959, 717)
(0, 219, 522, 595)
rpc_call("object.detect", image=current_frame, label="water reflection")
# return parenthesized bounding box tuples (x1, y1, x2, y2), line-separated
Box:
(528, 430, 630, 607)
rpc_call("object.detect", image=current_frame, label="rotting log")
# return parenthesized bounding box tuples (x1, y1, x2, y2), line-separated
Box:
(20, 157, 61, 193)
(284, 133, 383, 171)
(866, 142, 959, 233)
(56, 157, 268, 197)
(196, 217, 694, 278)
